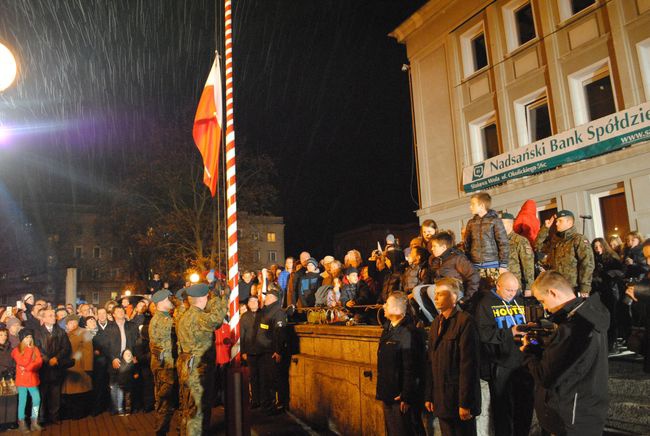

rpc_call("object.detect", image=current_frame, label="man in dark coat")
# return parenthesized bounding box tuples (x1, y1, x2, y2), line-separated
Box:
(523, 270, 609, 435)
(240, 296, 261, 408)
(376, 291, 425, 435)
(625, 238, 650, 373)
(35, 309, 72, 425)
(104, 306, 140, 413)
(425, 278, 481, 436)
(254, 288, 288, 415)
(91, 308, 112, 415)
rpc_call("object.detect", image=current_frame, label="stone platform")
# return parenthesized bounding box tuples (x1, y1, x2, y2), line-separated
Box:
(289, 324, 385, 436)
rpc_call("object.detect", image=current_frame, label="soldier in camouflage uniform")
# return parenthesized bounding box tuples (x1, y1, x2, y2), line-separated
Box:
(172, 288, 189, 434)
(177, 283, 228, 436)
(535, 210, 595, 296)
(501, 213, 535, 290)
(149, 290, 177, 436)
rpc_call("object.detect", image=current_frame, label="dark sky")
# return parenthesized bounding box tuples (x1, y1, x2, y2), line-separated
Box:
(0, 0, 425, 256)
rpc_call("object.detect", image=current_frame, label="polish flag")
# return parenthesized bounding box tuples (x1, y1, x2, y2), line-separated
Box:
(193, 56, 223, 197)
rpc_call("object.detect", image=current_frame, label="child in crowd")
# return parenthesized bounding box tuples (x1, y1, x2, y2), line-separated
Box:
(429, 231, 480, 304)
(12, 328, 42, 432)
(111, 348, 139, 415)
(464, 192, 510, 291)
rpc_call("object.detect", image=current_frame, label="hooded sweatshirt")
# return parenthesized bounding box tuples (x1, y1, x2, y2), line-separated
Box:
(514, 199, 540, 247)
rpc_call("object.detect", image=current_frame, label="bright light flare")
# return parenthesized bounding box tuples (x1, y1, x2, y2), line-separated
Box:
(189, 273, 200, 283)
(0, 43, 17, 91)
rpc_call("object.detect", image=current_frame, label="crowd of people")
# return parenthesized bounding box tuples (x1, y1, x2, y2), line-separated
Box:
(0, 192, 648, 436)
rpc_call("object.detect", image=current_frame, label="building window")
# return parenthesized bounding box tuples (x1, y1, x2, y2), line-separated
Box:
(254, 250, 261, 262)
(268, 251, 277, 262)
(469, 112, 500, 163)
(460, 22, 489, 78)
(93, 246, 101, 259)
(515, 90, 552, 147)
(47, 255, 56, 266)
(252, 232, 260, 241)
(503, 1, 536, 52)
(74, 246, 83, 259)
(266, 232, 276, 242)
(568, 60, 616, 125)
(558, 0, 596, 21)
(92, 292, 100, 304)
(93, 269, 100, 280)
(636, 38, 650, 101)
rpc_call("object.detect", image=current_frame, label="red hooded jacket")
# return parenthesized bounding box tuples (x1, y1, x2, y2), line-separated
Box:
(514, 200, 540, 247)
(12, 346, 43, 388)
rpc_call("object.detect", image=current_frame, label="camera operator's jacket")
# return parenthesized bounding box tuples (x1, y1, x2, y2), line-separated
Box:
(523, 294, 609, 435)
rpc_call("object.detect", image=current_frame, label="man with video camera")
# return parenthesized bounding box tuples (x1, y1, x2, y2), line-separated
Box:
(520, 270, 609, 435)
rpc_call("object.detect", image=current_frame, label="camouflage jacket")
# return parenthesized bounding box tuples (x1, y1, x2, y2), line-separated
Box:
(508, 232, 535, 290)
(149, 311, 176, 369)
(535, 226, 595, 293)
(177, 296, 228, 362)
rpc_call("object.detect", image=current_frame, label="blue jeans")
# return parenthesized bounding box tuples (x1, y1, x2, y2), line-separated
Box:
(17, 387, 40, 420)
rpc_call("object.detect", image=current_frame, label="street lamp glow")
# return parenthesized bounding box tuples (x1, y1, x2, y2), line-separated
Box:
(189, 272, 200, 283)
(0, 42, 17, 91)
(124, 290, 132, 297)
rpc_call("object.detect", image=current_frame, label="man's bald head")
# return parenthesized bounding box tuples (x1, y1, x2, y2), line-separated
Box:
(496, 272, 520, 302)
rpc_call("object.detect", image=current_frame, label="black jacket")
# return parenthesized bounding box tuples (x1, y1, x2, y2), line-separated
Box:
(0, 342, 14, 379)
(240, 310, 259, 355)
(425, 307, 481, 419)
(105, 320, 140, 362)
(253, 301, 287, 355)
(376, 316, 425, 405)
(34, 324, 72, 383)
(475, 291, 526, 372)
(93, 321, 112, 368)
(523, 294, 609, 435)
(464, 209, 509, 267)
(429, 247, 480, 300)
(293, 271, 322, 307)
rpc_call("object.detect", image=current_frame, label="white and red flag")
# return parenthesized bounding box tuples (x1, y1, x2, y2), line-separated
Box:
(193, 56, 223, 197)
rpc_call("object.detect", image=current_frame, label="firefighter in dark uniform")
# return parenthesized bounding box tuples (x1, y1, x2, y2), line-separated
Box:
(254, 287, 288, 415)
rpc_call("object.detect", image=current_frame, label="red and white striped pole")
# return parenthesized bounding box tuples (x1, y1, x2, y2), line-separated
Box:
(224, 0, 240, 364)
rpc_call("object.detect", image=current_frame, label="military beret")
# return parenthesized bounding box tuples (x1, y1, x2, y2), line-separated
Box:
(345, 267, 359, 276)
(556, 210, 574, 219)
(501, 212, 515, 220)
(265, 287, 280, 298)
(186, 283, 210, 297)
(152, 289, 172, 304)
(175, 288, 187, 300)
(64, 314, 80, 323)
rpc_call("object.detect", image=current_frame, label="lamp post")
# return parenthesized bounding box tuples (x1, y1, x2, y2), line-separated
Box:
(0, 42, 17, 92)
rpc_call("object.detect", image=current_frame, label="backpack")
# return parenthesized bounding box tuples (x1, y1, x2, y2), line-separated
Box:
(314, 285, 333, 307)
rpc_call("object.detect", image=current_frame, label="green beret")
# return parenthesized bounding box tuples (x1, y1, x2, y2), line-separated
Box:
(556, 210, 574, 219)
(65, 314, 80, 323)
(152, 290, 172, 304)
(501, 212, 515, 220)
(186, 283, 210, 297)
(175, 288, 186, 300)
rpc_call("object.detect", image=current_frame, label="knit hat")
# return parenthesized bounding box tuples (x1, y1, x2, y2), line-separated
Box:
(306, 257, 319, 268)
(501, 212, 515, 220)
(344, 267, 359, 276)
(19, 328, 34, 342)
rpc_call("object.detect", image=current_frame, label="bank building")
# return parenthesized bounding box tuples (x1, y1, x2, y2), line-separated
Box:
(391, 0, 650, 240)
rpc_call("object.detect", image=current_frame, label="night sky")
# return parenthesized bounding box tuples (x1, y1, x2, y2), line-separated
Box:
(0, 0, 425, 257)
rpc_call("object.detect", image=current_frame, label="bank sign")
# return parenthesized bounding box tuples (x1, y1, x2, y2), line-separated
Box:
(462, 103, 650, 193)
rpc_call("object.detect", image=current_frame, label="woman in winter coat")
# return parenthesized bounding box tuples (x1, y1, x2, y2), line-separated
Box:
(592, 238, 625, 352)
(0, 328, 15, 379)
(12, 328, 43, 433)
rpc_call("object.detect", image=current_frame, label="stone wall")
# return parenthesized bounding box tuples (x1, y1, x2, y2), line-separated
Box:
(289, 324, 385, 435)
